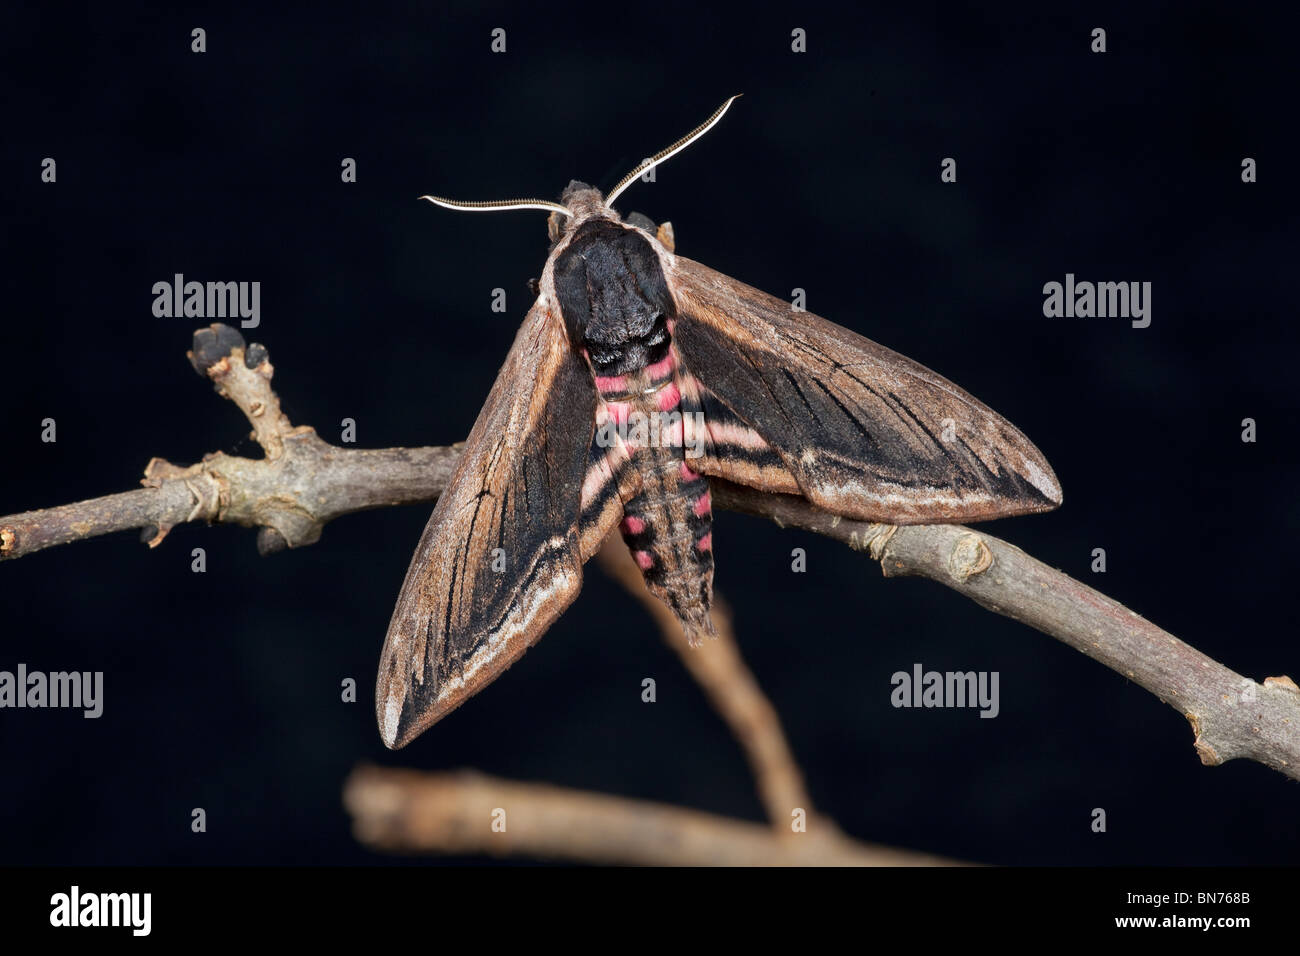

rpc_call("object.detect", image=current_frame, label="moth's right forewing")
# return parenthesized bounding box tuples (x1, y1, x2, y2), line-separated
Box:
(376, 303, 603, 749)
(666, 256, 1062, 524)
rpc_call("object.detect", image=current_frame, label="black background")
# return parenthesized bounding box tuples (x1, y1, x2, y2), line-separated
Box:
(3, 2, 1296, 867)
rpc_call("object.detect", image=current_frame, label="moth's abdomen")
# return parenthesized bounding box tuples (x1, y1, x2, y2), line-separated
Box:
(593, 348, 716, 643)
(618, 456, 715, 644)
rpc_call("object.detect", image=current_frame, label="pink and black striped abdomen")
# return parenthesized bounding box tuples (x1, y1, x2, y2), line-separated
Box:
(584, 347, 716, 642)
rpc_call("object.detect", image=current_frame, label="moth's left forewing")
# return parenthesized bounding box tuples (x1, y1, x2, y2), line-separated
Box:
(663, 255, 1062, 524)
(376, 301, 612, 749)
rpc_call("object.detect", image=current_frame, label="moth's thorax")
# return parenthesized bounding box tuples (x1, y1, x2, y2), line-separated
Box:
(551, 213, 677, 377)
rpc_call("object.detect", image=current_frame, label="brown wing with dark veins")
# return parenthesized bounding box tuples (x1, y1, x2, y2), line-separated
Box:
(666, 255, 1062, 524)
(376, 302, 619, 749)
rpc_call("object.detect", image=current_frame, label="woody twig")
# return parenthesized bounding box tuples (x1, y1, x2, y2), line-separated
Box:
(342, 766, 958, 866)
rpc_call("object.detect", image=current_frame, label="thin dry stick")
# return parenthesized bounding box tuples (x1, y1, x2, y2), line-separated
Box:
(594, 536, 815, 830)
(712, 488, 1300, 778)
(3, 323, 1297, 779)
(343, 766, 958, 866)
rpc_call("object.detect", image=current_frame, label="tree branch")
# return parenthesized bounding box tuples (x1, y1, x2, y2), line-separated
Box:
(1, 325, 459, 558)
(3, 323, 1296, 781)
(713, 486, 1300, 780)
(343, 766, 959, 866)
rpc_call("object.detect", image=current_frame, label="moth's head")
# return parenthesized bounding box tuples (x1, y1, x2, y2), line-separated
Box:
(418, 95, 740, 246)
(546, 180, 616, 244)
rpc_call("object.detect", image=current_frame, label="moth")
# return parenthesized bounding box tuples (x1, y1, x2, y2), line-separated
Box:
(377, 97, 1061, 748)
